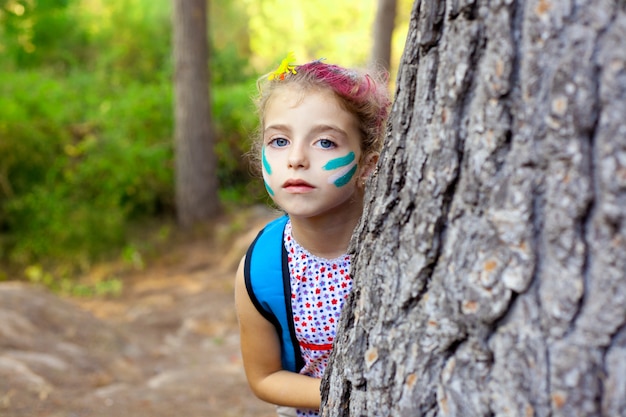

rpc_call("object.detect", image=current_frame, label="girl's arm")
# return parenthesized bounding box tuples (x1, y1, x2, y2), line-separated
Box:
(234, 256, 321, 410)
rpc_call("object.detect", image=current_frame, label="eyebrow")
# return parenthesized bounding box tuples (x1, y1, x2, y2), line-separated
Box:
(264, 124, 348, 138)
(264, 124, 291, 133)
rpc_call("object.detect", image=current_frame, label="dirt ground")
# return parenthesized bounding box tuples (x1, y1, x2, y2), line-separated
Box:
(0, 206, 281, 417)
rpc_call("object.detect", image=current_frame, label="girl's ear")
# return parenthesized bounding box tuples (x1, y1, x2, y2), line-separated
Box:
(359, 152, 379, 184)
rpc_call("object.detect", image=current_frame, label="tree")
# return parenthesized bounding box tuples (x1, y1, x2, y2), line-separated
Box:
(323, 1, 626, 416)
(173, 0, 220, 227)
(370, 0, 398, 72)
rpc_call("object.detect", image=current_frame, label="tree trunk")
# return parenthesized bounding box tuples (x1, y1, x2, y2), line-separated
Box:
(173, 0, 219, 227)
(323, 1, 626, 416)
(371, 0, 398, 72)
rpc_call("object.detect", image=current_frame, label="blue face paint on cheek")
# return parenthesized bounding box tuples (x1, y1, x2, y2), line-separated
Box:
(262, 147, 275, 196)
(332, 165, 357, 187)
(323, 152, 358, 188)
(262, 147, 272, 175)
(323, 152, 355, 171)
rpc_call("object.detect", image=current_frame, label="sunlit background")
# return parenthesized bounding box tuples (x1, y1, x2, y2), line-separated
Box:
(0, 0, 411, 286)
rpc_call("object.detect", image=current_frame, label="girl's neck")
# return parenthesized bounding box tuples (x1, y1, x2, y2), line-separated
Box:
(288, 206, 362, 260)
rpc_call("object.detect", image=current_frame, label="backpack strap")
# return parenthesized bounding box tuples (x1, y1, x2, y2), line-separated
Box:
(244, 216, 304, 373)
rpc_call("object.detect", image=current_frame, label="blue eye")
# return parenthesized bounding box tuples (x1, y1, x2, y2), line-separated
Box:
(270, 137, 289, 147)
(317, 139, 336, 149)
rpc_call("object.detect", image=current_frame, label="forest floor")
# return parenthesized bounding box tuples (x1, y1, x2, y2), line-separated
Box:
(0, 206, 281, 417)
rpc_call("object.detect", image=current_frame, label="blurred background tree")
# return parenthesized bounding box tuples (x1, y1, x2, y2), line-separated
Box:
(173, 0, 219, 227)
(0, 0, 412, 285)
(371, 0, 398, 73)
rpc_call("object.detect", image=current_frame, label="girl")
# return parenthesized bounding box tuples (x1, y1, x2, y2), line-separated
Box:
(235, 54, 391, 417)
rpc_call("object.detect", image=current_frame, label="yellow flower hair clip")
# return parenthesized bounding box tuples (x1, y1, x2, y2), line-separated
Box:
(268, 51, 297, 81)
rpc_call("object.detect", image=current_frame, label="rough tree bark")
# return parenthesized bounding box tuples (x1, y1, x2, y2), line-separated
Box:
(173, 0, 220, 227)
(371, 0, 399, 72)
(323, 1, 626, 416)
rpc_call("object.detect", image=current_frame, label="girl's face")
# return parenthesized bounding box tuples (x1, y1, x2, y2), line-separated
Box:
(261, 87, 375, 220)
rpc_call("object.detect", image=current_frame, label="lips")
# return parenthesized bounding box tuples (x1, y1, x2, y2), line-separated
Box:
(282, 179, 315, 193)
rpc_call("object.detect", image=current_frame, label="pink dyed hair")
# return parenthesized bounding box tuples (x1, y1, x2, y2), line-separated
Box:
(252, 59, 392, 161)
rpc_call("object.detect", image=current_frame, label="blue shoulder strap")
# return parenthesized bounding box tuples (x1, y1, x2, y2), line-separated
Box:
(244, 215, 304, 372)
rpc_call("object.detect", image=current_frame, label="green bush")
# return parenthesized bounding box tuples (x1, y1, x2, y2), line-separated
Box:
(0, 0, 91, 72)
(213, 80, 262, 201)
(0, 70, 175, 268)
(0, 66, 263, 273)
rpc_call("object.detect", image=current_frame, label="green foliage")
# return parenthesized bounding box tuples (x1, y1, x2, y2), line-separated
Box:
(213, 80, 269, 205)
(210, 0, 253, 83)
(0, 0, 179, 275)
(85, 0, 173, 84)
(213, 81, 257, 189)
(0, 0, 90, 71)
(0, 67, 260, 274)
(0, 69, 174, 268)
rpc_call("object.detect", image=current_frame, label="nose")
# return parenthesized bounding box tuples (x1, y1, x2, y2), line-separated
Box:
(287, 143, 309, 169)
